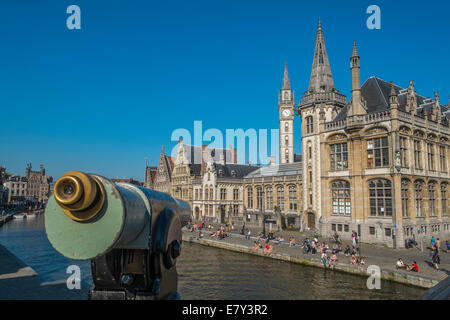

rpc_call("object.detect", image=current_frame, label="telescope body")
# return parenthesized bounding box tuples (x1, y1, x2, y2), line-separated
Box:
(45, 171, 191, 299)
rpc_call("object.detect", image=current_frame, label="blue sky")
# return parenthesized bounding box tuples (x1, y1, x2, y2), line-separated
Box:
(1, 0, 449, 181)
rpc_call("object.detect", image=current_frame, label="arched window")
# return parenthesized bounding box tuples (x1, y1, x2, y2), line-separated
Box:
(256, 187, 263, 209)
(209, 187, 213, 200)
(247, 187, 253, 209)
(414, 180, 423, 217)
(429, 182, 436, 216)
(266, 187, 273, 210)
(401, 179, 410, 217)
(285, 135, 289, 145)
(285, 122, 289, 133)
(277, 186, 284, 211)
(369, 179, 392, 216)
(289, 185, 297, 211)
(205, 188, 208, 201)
(331, 180, 351, 215)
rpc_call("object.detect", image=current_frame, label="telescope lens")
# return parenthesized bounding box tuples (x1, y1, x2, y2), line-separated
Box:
(64, 184, 74, 195)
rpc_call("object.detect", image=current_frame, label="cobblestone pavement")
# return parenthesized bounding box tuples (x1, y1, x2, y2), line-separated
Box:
(185, 222, 450, 283)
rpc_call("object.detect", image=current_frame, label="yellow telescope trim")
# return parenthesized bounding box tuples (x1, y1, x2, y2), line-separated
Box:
(53, 171, 106, 222)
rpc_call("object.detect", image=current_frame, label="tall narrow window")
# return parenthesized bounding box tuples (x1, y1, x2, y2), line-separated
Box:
(277, 186, 284, 211)
(247, 187, 253, 209)
(220, 188, 226, 200)
(233, 189, 239, 201)
(285, 122, 289, 133)
(256, 187, 263, 209)
(266, 187, 273, 210)
(427, 143, 435, 171)
(440, 146, 447, 172)
(442, 183, 448, 216)
(367, 137, 389, 167)
(331, 180, 351, 215)
(289, 185, 297, 211)
(210, 187, 213, 200)
(306, 116, 313, 134)
(414, 140, 422, 169)
(399, 137, 408, 167)
(205, 188, 208, 201)
(414, 181, 423, 217)
(330, 143, 348, 170)
(429, 182, 436, 216)
(401, 180, 409, 217)
(369, 179, 392, 216)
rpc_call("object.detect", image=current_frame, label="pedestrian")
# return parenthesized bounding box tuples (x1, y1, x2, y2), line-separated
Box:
(429, 245, 436, 260)
(430, 235, 436, 248)
(432, 249, 440, 270)
(435, 238, 441, 252)
(352, 231, 357, 246)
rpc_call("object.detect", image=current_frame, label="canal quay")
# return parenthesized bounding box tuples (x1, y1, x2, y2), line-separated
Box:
(0, 214, 434, 300)
(182, 225, 450, 290)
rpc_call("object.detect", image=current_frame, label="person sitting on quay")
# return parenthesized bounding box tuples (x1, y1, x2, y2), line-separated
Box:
(301, 239, 310, 254)
(350, 255, 356, 265)
(329, 253, 338, 269)
(289, 237, 296, 247)
(406, 261, 419, 272)
(445, 240, 450, 253)
(276, 236, 284, 245)
(344, 245, 351, 256)
(332, 244, 342, 254)
(252, 241, 260, 251)
(311, 244, 317, 254)
(245, 229, 251, 240)
(356, 257, 365, 266)
(321, 252, 328, 268)
(396, 258, 407, 270)
(322, 242, 329, 253)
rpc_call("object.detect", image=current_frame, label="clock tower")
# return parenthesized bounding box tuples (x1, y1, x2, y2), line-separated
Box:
(279, 62, 295, 164)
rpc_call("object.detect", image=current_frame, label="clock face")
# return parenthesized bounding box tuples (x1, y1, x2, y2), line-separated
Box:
(282, 109, 291, 117)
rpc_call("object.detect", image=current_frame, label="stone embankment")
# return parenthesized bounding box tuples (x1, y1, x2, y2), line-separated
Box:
(182, 230, 448, 289)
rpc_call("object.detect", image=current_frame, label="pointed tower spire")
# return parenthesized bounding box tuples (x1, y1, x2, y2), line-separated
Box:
(389, 82, 398, 107)
(282, 61, 291, 89)
(308, 19, 335, 93)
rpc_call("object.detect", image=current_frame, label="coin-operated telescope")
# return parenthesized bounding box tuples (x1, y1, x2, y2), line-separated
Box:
(45, 171, 191, 300)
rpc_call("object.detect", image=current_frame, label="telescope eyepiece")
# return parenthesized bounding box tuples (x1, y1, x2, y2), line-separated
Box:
(53, 171, 106, 222)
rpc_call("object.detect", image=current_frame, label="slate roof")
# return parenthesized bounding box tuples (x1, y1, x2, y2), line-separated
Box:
(334, 77, 449, 123)
(244, 162, 303, 179)
(213, 163, 259, 179)
(183, 144, 234, 165)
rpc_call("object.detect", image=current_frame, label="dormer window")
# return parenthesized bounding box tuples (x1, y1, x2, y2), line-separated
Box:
(231, 170, 237, 178)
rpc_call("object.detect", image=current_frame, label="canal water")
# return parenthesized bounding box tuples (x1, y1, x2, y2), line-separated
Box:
(0, 214, 426, 299)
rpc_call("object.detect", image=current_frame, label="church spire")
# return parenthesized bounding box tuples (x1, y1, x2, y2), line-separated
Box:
(282, 61, 291, 90)
(308, 19, 335, 93)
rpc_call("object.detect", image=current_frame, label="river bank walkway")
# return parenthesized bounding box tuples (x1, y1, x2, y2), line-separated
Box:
(182, 228, 449, 289)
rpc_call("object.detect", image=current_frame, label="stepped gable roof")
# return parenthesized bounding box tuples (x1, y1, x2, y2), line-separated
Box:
(244, 162, 303, 179)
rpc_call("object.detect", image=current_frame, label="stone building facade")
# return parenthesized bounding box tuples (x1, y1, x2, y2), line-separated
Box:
(152, 146, 175, 195)
(296, 21, 449, 247)
(171, 138, 240, 219)
(25, 164, 52, 203)
(4, 176, 27, 203)
(191, 155, 259, 223)
(243, 159, 303, 228)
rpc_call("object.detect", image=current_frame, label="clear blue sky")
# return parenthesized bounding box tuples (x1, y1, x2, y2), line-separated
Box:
(1, 0, 449, 181)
